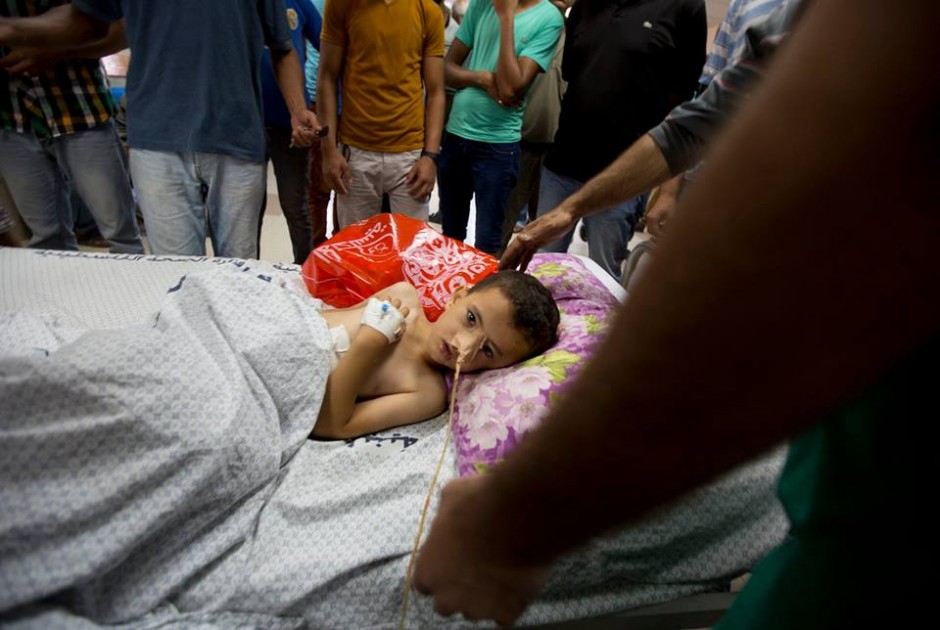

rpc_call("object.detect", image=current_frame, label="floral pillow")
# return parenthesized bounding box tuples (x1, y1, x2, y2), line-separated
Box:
(450, 253, 622, 476)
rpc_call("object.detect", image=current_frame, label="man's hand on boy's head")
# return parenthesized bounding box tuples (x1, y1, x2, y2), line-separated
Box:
(500, 205, 578, 271)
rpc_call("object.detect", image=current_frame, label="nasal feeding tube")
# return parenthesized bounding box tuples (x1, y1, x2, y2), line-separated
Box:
(401, 345, 467, 628)
(452, 331, 486, 364)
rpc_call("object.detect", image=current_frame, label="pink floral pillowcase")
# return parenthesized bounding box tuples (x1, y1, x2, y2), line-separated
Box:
(450, 253, 621, 476)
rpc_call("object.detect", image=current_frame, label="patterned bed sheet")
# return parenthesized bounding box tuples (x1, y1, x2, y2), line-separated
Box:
(0, 248, 787, 629)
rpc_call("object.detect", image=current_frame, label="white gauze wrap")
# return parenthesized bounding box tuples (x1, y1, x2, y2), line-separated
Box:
(360, 297, 405, 342)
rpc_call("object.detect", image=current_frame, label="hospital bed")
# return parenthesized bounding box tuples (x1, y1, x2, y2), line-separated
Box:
(0, 247, 787, 629)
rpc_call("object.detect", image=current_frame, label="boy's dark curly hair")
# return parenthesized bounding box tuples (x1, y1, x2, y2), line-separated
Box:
(468, 270, 560, 357)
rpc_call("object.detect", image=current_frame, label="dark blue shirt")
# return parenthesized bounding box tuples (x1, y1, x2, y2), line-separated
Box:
(545, 0, 706, 182)
(73, 0, 293, 163)
(261, 0, 322, 129)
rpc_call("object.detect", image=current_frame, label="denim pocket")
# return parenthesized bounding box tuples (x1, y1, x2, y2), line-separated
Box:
(483, 142, 520, 158)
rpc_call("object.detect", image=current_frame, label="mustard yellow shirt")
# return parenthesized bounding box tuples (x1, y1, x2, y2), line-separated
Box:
(322, 0, 445, 152)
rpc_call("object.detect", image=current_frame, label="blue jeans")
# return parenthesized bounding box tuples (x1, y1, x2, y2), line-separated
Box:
(0, 123, 143, 253)
(130, 149, 265, 258)
(537, 166, 646, 281)
(438, 132, 519, 255)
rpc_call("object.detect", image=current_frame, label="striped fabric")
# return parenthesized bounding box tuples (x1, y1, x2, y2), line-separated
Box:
(1, 0, 115, 138)
(699, 0, 787, 86)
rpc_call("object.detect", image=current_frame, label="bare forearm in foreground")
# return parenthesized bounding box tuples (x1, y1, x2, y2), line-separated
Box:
(478, 0, 940, 567)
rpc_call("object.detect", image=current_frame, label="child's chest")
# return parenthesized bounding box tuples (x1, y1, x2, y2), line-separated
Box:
(358, 340, 438, 399)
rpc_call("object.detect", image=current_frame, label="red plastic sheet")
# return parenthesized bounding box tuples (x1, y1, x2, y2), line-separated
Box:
(301, 213, 498, 321)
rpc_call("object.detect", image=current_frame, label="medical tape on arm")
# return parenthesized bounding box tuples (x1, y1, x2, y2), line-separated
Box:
(360, 297, 405, 342)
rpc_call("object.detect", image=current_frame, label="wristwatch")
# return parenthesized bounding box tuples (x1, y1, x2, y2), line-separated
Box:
(421, 149, 441, 164)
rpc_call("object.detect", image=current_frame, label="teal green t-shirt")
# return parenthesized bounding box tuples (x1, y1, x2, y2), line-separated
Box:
(715, 339, 932, 628)
(447, 0, 564, 144)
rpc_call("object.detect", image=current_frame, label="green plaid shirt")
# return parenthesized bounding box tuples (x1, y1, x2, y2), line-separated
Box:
(1, 0, 115, 138)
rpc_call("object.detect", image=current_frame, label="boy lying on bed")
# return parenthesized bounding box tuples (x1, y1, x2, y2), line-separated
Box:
(314, 270, 560, 439)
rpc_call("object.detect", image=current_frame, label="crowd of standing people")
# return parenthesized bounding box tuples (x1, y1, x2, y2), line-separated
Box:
(2, 0, 721, 285)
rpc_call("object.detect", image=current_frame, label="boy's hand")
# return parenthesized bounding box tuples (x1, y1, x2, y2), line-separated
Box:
(360, 298, 407, 343)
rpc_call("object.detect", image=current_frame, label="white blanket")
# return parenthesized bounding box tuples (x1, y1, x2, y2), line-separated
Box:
(0, 267, 334, 623)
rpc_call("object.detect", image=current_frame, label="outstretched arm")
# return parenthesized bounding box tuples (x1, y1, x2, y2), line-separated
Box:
(500, 134, 670, 270)
(320, 389, 446, 439)
(416, 0, 940, 623)
(500, 2, 797, 272)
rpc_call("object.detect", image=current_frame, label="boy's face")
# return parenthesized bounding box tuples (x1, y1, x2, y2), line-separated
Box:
(427, 286, 533, 373)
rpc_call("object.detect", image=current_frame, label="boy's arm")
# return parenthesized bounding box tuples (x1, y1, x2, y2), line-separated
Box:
(312, 327, 394, 439)
(327, 389, 447, 439)
(313, 294, 415, 439)
(491, 0, 545, 105)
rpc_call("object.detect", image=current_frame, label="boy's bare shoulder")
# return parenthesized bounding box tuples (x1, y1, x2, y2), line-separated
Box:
(378, 281, 420, 303)
(377, 282, 423, 322)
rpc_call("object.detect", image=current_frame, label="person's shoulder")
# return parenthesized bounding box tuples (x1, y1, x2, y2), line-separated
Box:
(382, 281, 420, 299)
(534, 1, 565, 26)
(419, 0, 446, 27)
